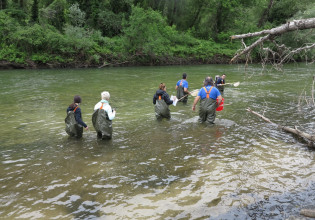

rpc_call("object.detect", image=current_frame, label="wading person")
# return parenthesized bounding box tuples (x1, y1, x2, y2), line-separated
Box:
(92, 91, 116, 139)
(215, 74, 226, 95)
(175, 73, 190, 103)
(153, 83, 174, 120)
(65, 95, 88, 138)
(192, 77, 222, 124)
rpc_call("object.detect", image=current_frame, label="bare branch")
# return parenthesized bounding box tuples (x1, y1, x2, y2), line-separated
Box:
(230, 34, 271, 63)
(247, 108, 315, 144)
(278, 43, 315, 65)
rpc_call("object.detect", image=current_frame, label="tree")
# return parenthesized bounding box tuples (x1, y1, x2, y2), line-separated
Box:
(31, 0, 39, 22)
(68, 3, 86, 27)
(0, 0, 7, 10)
(39, 0, 67, 31)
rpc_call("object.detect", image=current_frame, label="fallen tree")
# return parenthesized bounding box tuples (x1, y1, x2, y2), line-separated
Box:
(230, 18, 315, 67)
(246, 108, 315, 146)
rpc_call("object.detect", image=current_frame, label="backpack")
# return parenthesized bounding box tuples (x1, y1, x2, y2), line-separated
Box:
(92, 108, 113, 139)
(65, 107, 83, 137)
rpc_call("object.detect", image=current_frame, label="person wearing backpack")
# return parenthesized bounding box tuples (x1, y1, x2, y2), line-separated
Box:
(65, 95, 88, 137)
(175, 73, 190, 103)
(192, 77, 222, 124)
(92, 91, 116, 139)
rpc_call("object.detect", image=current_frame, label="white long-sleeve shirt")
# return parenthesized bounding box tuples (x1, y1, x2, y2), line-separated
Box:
(94, 100, 116, 120)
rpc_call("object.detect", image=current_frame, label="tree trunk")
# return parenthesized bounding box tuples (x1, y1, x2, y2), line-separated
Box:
(247, 108, 315, 144)
(257, 0, 274, 28)
(232, 18, 315, 40)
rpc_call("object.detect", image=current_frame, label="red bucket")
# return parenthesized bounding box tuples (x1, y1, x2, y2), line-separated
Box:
(216, 98, 224, 111)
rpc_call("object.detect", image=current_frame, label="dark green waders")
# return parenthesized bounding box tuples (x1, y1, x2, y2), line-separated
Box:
(92, 109, 113, 139)
(198, 98, 217, 124)
(65, 111, 83, 138)
(155, 99, 171, 120)
(177, 85, 188, 103)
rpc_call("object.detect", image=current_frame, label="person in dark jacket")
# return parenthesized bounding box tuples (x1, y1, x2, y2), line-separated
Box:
(65, 95, 88, 137)
(153, 83, 174, 120)
(215, 74, 226, 95)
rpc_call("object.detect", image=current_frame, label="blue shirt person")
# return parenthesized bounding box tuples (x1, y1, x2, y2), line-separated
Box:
(192, 77, 222, 124)
(175, 73, 190, 103)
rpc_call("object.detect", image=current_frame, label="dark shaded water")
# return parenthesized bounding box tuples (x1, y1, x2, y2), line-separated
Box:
(0, 64, 315, 219)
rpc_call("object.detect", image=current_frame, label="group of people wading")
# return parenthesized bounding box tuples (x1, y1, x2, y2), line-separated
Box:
(65, 92, 116, 139)
(65, 73, 226, 138)
(153, 73, 225, 124)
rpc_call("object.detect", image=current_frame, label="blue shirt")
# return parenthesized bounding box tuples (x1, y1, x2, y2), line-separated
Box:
(197, 86, 221, 100)
(176, 79, 188, 89)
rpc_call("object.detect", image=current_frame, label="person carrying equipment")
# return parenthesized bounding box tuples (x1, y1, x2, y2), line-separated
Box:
(153, 83, 175, 120)
(92, 91, 116, 139)
(175, 73, 190, 103)
(192, 77, 222, 124)
(65, 95, 88, 138)
(215, 74, 226, 95)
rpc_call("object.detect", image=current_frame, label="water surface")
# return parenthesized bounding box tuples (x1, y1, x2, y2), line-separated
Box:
(1, 64, 315, 219)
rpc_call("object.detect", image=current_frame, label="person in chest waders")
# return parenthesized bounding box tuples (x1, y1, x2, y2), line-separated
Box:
(215, 74, 226, 95)
(175, 73, 190, 103)
(153, 83, 175, 120)
(92, 91, 116, 139)
(65, 95, 89, 138)
(192, 77, 222, 124)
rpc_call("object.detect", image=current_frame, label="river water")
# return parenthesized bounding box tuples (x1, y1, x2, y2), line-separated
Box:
(0, 64, 315, 219)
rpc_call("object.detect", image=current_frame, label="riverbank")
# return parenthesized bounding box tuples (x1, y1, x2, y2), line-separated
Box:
(0, 54, 235, 70)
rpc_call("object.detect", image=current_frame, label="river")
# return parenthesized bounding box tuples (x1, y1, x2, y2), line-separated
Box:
(0, 64, 315, 219)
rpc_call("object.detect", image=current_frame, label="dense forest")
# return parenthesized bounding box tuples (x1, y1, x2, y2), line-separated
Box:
(0, 0, 314, 68)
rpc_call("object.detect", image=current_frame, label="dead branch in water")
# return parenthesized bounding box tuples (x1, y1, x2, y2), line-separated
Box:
(247, 108, 315, 145)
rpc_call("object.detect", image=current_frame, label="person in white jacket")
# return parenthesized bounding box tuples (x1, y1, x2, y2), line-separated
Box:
(94, 91, 116, 120)
(92, 91, 116, 139)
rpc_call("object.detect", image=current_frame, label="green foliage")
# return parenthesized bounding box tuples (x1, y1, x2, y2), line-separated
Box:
(67, 3, 86, 27)
(31, 0, 39, 22)
(0, 10, 20, 42)
(0, 0, 314, 66)
(0, 44, 26, 63)
(39, 0, 67, 31)
(97, 9, 123, 37)
(122, 6, 173, 55)
(268, 0, 311, 25)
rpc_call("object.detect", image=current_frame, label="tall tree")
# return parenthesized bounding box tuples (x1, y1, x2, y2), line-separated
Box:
(31, 0, 39, 22)
(257, 0, 273, 27)
(0, 0, 7, 10)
